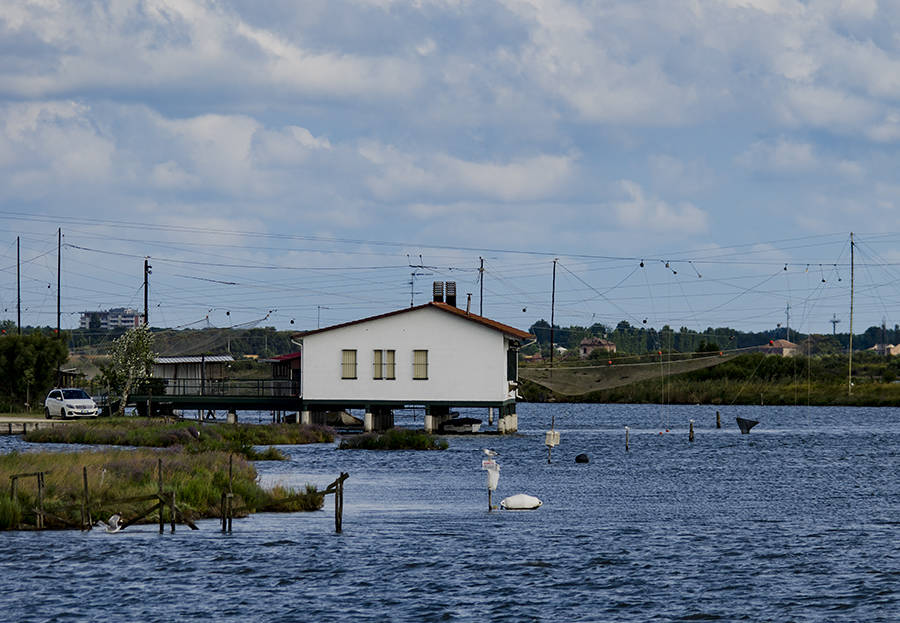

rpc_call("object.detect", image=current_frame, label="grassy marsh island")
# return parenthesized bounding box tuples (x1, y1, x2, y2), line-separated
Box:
(338, 428, 448, 450)
(0, 448, 323, 530)
(23, 418, 334, 460)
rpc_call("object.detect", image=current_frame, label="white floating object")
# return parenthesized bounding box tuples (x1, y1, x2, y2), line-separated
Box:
(500, 494, 542, 510)
(544, 430, 560, 447)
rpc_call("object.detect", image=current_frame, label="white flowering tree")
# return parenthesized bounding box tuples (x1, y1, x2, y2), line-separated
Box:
(103, 325, 156, 416)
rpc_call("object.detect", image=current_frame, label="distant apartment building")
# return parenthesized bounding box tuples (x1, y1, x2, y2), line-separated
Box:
(79, 308, 142, 330)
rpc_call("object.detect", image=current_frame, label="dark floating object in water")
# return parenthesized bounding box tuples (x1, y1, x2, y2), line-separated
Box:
(736, 417, 759, 434)
(439, 417, 482, 433)
(575, 453, 589, 463)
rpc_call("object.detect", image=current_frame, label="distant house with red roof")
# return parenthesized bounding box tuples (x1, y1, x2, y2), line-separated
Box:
(579, 337, 617, 358)
(759, 339, 799, 357)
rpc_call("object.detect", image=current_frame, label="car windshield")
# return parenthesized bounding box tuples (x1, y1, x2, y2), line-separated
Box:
(62, 389, 90, 400)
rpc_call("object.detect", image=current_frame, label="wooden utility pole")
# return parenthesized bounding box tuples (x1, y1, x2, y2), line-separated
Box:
(849, 233, 854, 396)
(143, 258, 151, 326)
(549, 258, 557, 367)
(479, 256, 484, 316)
(17, 236, 21, 335)
(56, 228, 61, 334)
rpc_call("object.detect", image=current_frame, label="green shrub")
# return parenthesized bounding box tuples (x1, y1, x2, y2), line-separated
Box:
(339, 428, 448, 450)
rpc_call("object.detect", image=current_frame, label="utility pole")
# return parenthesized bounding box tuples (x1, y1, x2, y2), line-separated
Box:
(317, 306, 330, 329)
(57, 228, 61, 334)
(143, 258, 151, 326)
(479, 256, 484, 316)
(849, 232, 854, 396)
(57, 228, 62, 387)
(785, 303, 791, 342)
(16, 236, 21, 335)
(549, 258, 557, 367)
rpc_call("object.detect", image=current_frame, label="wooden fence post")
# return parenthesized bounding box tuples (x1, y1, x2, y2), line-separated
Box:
(37, 472, 44, 530)
(82, 466, 91, 530)
(227, 454, 233, 533)
(334, 478, 341, 532)
(157, 458, 164, 535)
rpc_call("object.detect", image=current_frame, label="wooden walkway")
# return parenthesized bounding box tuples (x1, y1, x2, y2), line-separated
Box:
(0, 417, 76, 435)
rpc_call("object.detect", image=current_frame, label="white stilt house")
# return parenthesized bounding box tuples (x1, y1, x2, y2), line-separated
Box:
(293, 282, 533, 433)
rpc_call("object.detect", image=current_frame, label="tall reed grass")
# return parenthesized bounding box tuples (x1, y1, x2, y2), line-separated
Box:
(0, 448, 324, 530)
(23, 418, 333, 460)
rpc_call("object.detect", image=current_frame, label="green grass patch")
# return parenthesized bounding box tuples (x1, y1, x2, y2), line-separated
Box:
(0, 448, 325, 531)
(339, 428, 448, 450)
(22, 418, 333, 460)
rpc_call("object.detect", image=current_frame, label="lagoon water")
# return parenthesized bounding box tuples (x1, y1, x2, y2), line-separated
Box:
(1, 403, 898, 622)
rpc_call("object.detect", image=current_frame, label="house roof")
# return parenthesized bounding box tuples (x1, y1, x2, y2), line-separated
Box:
(580, 337, 615, 346)
(154, 355, 234, 364)
(765, 339, 798, 348)
(293, 302, 534, 341)
(261, 351, 301, 363)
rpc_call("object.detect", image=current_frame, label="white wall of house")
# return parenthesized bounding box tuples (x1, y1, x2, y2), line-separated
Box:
(300, 306, 516, 404)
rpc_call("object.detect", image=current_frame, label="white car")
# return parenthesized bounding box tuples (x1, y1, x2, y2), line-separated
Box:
(44, 388, 99, 419)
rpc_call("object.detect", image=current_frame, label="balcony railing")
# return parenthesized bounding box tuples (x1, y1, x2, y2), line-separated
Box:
(153, 378, 300, 398)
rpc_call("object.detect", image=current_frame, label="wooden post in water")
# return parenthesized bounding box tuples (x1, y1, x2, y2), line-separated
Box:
(334, 478, 341, 532)
(157, 458, 164, 534)
(625, 426, 630, 452)
(170, 492, 176, 534)
(227, 454, 233, 533)
(716, 410, 721, 429)
(82, 466, 91, 530)
(37, 472, 44, 530)
(689, 419, 695, 442)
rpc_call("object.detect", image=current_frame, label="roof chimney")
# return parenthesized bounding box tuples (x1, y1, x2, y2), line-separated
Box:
(446, 281, 457, 307)
(433, 281, 444, 303)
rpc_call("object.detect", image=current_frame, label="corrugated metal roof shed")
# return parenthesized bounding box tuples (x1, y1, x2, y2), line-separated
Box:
(154, 355, 234, 364)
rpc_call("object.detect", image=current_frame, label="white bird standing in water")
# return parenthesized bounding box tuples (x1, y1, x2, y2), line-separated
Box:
(483, 448, 499, 457)
(96, 513, 122, 533)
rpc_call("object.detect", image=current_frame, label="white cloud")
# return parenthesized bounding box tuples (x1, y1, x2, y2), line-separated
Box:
(736, 136, 869, 181)
(736, 138, 818, 172)
(360, 142, 575, 201)
(499, 0, 696, 125)
(648, 155, 715, 196)
(613, 181, 709, 233)
(0, 0, 420, 100)
(252, 127, 332, 167)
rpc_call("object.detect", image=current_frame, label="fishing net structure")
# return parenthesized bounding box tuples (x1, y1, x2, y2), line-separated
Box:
(519, 353, 736, 396)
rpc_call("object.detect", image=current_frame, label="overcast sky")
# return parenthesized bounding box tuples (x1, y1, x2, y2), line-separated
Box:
(2, 0, 900, 339)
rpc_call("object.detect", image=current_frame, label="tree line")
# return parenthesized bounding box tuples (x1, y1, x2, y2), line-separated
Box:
(526, 319, 900, 356)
